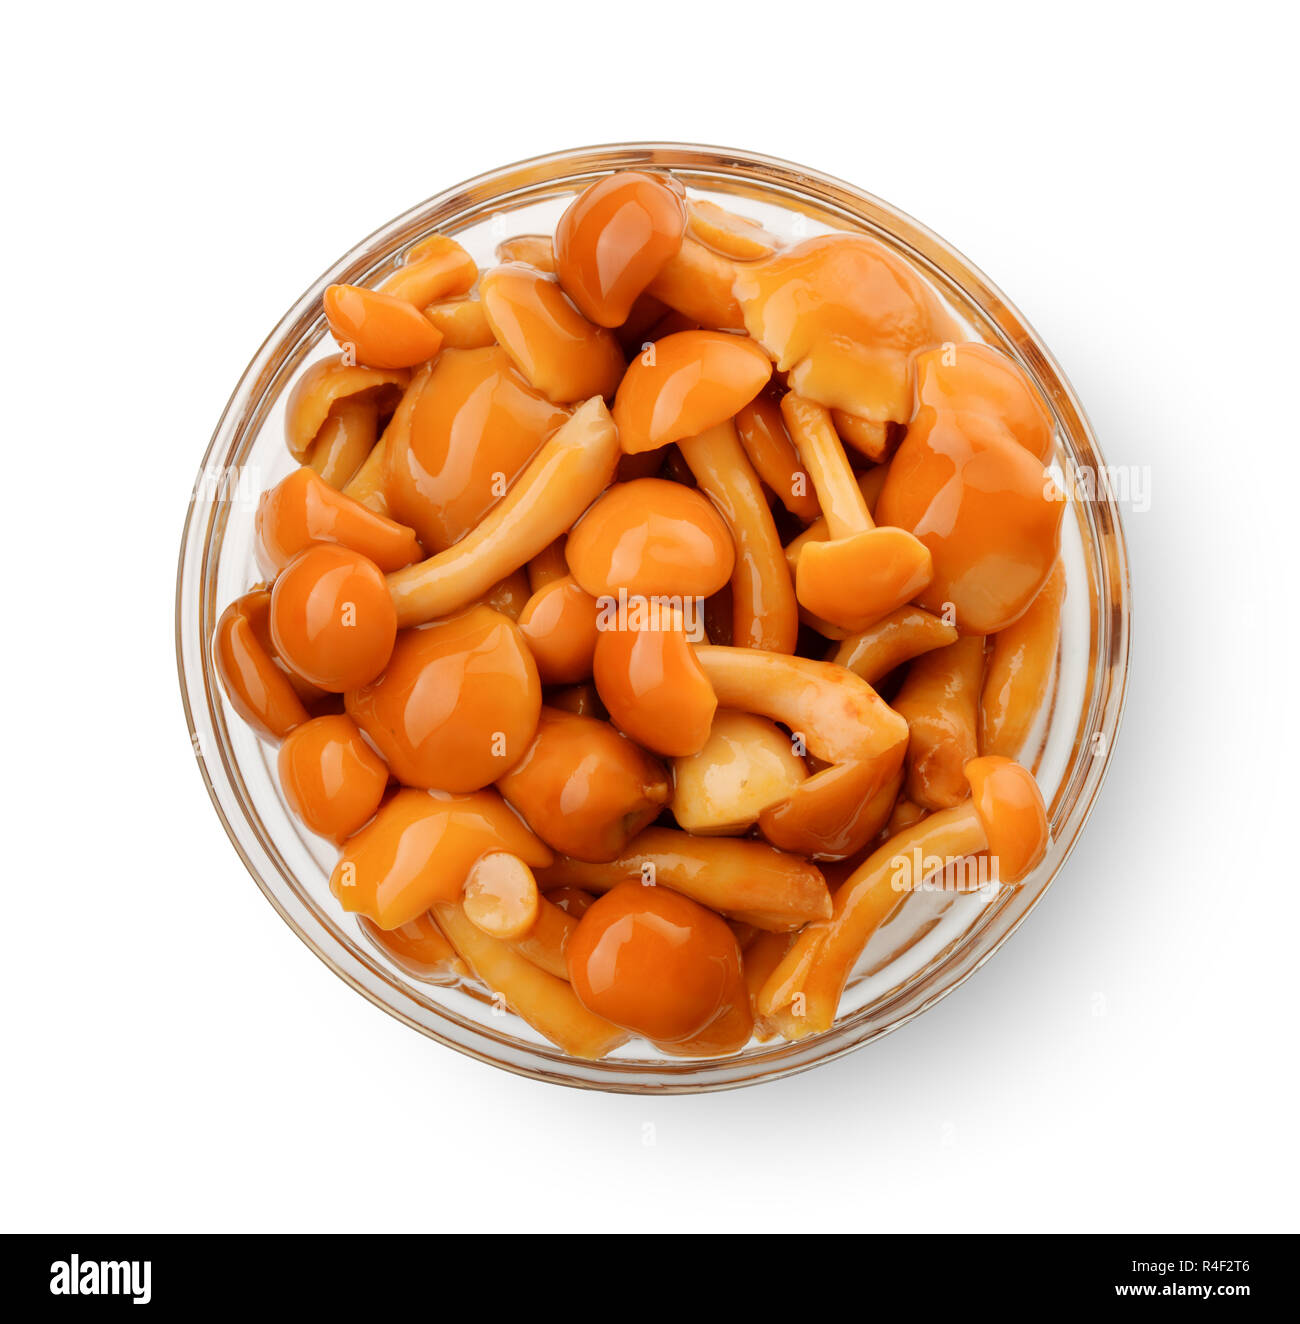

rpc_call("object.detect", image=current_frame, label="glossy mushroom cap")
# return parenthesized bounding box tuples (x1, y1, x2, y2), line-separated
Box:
(256, 466, 423, 574)
(277, 714, 388, 841)
(566, 478, 735, 600)
(516, 575, 601, 684)
(269, 544, 397, 692)
(914, 342, 1055, 462)
(735, 233, 956, 423)
(479, 263, 626, 403)
(963, 755, 1050, 885)
(385, 346, 569, 552)
(379, 233, 477, 307)
(346, 606, 541, 792)
(331, 787, 552, 930)
(323, 284, 444, 369)
(875, 408, 1064, 634)
(497, 707, 669, 862)
(212, 592, 310, 740)
(554, 171, 687, 327)
(592, 607, 717, 757)
(611, 330, 772, 454)
(795, 526, 933, 634)
(566, 880, 752, 1050)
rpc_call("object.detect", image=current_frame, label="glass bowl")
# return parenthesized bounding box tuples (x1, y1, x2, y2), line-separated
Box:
(175, 143, 1130, 1093)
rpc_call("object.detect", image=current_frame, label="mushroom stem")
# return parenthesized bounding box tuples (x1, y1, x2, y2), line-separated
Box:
(782, 466, 890, 573)
(536, 827, 831, 932)
(782, 394, 933, 632)
(676, 420, 799, 653)
(980, 559, 1065, 757)
(892, 635, 987, 810)
(830, 606, 960, 686)
(386, 397, 620, 627)
(832, 410, 891, 463)
(645, 236, 745, 330)
(463, 852, 540, 941)
(527, 538, 570, 593)
(742, 929, 794, 1040)
(782, 393, 873, 540)
(759, 756, 1049, 1033)
(692, 645, 910, 859)
(358, 913, 465, 984)
(342, 364, 431, 513)
(432, 900, 629, 1058)
(734, 395, 819, 522)
(509, 893, 580, 979)
(694, 647, 902, 767)
(758, 800, 990, 1030)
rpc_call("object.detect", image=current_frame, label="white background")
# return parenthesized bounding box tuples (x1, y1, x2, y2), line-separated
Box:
(2, 1, 1294, 1234)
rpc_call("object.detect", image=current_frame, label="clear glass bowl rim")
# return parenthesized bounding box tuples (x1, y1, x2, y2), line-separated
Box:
(175, 141, 1131, 1093)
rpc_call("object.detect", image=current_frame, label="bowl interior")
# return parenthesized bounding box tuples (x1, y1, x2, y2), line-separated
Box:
(176, 143, 1130, 1092)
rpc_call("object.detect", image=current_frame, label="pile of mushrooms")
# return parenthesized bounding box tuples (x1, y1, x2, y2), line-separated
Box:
(212, 166, 1067, 1059)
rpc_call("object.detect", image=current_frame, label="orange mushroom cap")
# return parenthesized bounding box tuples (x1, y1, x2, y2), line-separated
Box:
(611, 330, 771, 454)
(331, 786, 552, 931)
(256, 466, 423, 574)
(323, 284, 444, 370)
(914, 342, 1055, 463)
(875, 409, 1063, 635)
(384, 346, 570, 553)
(497, 707, 670, 862)
(735, 233, 956, 424)
(554, 171, 687, 328)
(479, 263, 626, 403)
(269, 544, 396, 692)
(346, 605, 541, 792)
(566, 880, 751, 1050)
(277, 714, 388, 841)
(565, 477, 735, 601)
(963, 755, 1050, 884)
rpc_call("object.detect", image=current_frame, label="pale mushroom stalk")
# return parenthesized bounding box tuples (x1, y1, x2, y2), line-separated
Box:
(734, 395, 820, 523)
(676, 419, 799, 653)
(784, 465, 891, 569)
(645, 236, 746, 330)
(432, 900, 629, 1059)
(758, 756, 1050, 1034)
(386, 397, 620, 627)
(527, 538, 571, 593)
(342, 363, 431, 513)
(463, 851, 540, 940)
(980, 559, 1066, 757)
(893, 635, 987, 810)
(782, 393, 932, 633)
(693, 646, 909, 860)
(508, 894, 581, 979)
(536, 827, 832, 932)
(830, 606, 960, 686)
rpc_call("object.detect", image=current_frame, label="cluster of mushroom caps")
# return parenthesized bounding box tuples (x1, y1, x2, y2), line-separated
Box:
(213, 169, 1067, 1060)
